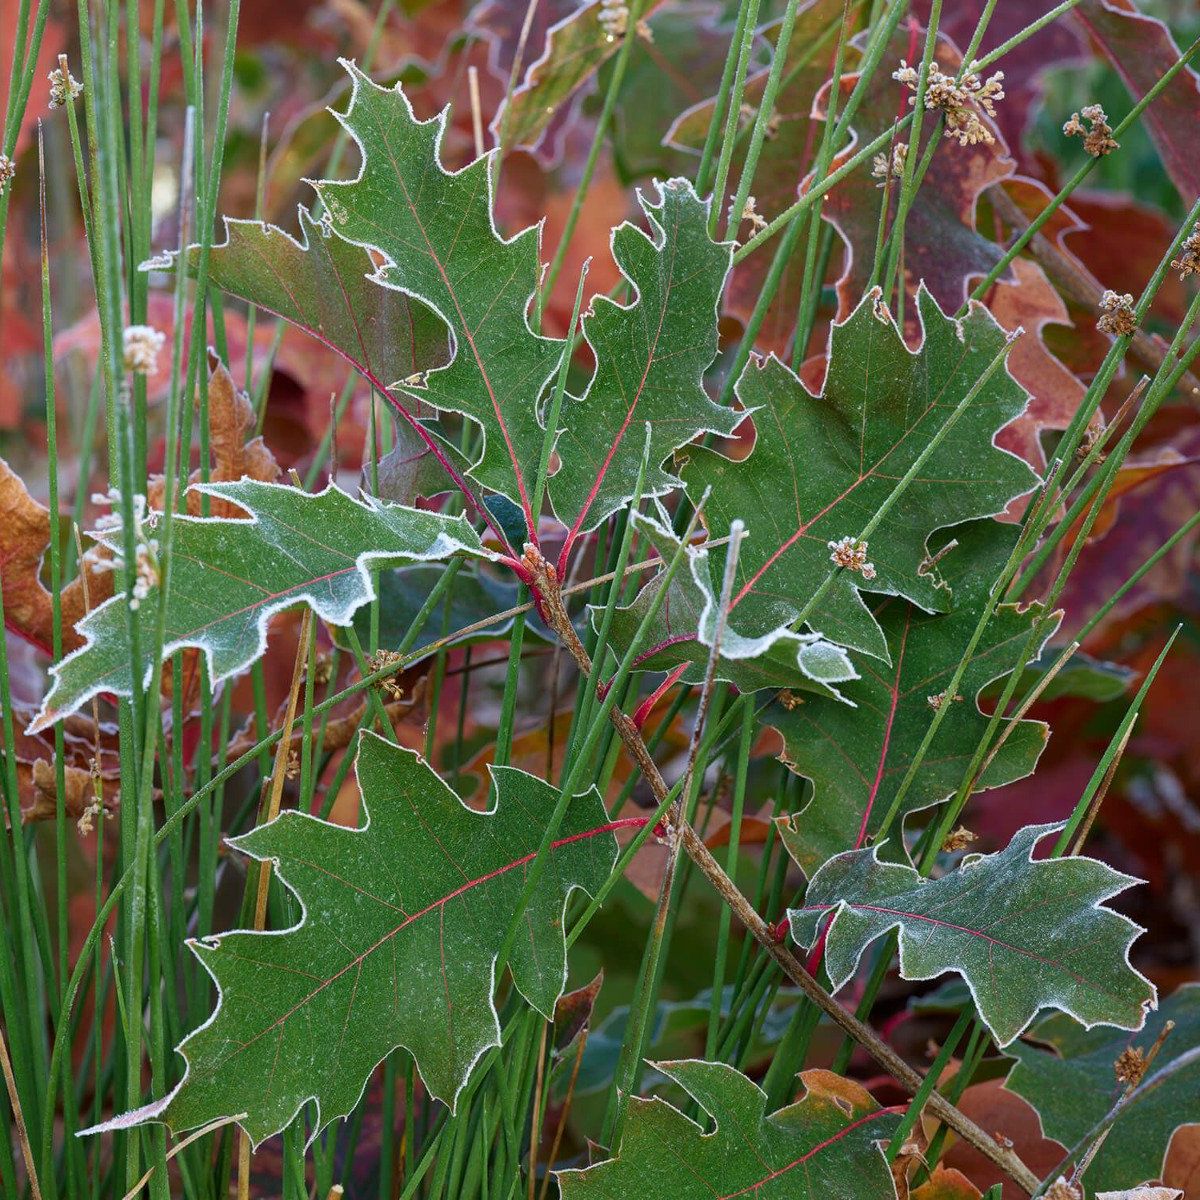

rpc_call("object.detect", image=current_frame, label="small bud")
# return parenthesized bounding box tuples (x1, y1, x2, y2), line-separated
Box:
(597, 0, 628, 39)
(942, 826, 977, 853)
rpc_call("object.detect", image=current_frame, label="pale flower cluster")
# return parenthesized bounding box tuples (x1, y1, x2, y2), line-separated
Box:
(122, 324, 166, 376)
(89, 489, 161, 611)
(0, 154, 14, 197)
(48, 65, 83, 109)
(893, 59, 1005, 147)
(1097, 290, 1137, 337)
(871, 142, 908, 186)
(1063, 104, 1118, 156)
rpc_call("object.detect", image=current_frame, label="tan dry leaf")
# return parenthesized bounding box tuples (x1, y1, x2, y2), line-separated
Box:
(147, 350, 280, 518)
(0, 460, 112, 657)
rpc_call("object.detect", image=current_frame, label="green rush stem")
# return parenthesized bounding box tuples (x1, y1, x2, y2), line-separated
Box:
(705, 698, 756, 1059)
(733, 112, 914, 264)
(965, 31, 1200, 307)
(695, 0, 753, 195)
(708, 0, 764, 239)
(724, 0, 804, 240)
(491, 501, 710, 994)
(887, 1009, 971, 1163)
(537, 0, 645, 322)
(1051, 630, 1179, 857)
(874, 0, 942, 307)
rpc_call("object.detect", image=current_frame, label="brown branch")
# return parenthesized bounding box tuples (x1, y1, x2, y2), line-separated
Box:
(524, 550, 1043, 1197)
(988, 184, 1200, 402)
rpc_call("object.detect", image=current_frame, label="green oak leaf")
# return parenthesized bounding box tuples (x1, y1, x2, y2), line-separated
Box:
(787, 823, 1154, 1046)
(603, 511, 858, 698)
(1006, 985, 1200, 1193)
(92, 733, 620, 1144)
(550, 179, 735, 540)
(342, 563, 552, 653)
(315, 63, 565, 522)
(681, 285, 1039, 661)
(30, 482, 488, 732)
(772, 519, 1056, 875)
(179, 205, 450, 398)
(556, 1060, 900, 1198)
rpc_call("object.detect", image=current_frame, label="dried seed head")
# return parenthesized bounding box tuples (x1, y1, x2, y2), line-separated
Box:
(893, 59, 1004, 147)
(1171, 222, 1200, 281)
(871, 142, 908, 186)
(827, 536, 876, 580)
(598, 0, 628, 39)
(1097, 290, 1137, 337)
(777, 690, 804, 711)
(927, 690, 963, 711)
(367, 649, 406, 700)
(1044, 1179, 1082, 1200)
(1064, 104, 1118, 156)
(942, 826, 977, 853)
(730, 195, 767, 236)
(0, 154, 15, 196)
(122, 324, 166, 376)
(1114, 1045, 1148, 1086)
(48, 65, 83, 108)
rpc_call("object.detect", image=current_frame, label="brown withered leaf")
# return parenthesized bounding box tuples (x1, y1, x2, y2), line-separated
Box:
(910, 1166, 984, 1200)
(0, 459, 112, 657)
(553, 972, 603, 1053)
(2, 705, 121, 824)
(938, 1080, 1068, 1200)
(147, 351, 281, 518)
(1074, 0, 1200, 203)
(1163, 1123, 1200, 1199)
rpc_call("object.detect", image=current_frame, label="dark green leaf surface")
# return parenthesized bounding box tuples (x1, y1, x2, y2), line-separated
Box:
(772, 520, 1055, 875)
(788, 823, 1154, 1046)
(32, 482, 487, 731)
(681, 287, 1039, 660)
(557, 1061, 900, 1198)
(96, 734, 620, 1143)
(316, 64, 564, 521)
(1007, 984, 1200, 1192)
(184, 206, 450, 398)
(551, 179, 734, 541)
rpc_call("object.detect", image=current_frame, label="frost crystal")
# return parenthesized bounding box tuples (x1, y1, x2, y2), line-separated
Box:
(893, 59, 1004, 147)
(827, 536, 876, 580)
(122, 325, 166, 376)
